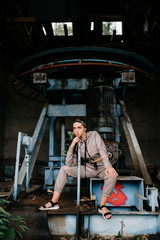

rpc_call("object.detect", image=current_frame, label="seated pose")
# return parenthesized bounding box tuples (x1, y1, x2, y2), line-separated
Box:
(39, 119, 118, 220)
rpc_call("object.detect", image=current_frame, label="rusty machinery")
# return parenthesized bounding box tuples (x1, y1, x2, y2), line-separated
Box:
(10, 46, 158, 205)
(8, 46, 160, 239)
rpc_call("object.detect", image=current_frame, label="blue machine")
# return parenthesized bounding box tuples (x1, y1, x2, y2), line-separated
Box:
(9, 47, 159, 237)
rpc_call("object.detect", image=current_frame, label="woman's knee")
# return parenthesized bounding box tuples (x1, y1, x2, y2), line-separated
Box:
(60, 165, 70, 173)
(104, 175, 117, 190)
(104, 174, 117, 182)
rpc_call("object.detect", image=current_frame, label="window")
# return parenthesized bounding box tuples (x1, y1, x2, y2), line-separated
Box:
(42, 22, 73, 36)
(91, 22, 94, 31)
(52, 22, 73, 36)
(102, 21, 122, 35)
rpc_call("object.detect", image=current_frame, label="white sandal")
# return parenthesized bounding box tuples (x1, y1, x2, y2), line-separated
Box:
(39, 200, 59, 210)
(98, 205, 112, 220)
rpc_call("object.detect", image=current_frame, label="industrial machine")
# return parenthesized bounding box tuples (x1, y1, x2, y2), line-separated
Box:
(9, 47, 159, 238)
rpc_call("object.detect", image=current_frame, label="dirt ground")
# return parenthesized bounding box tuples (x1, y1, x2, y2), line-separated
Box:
(51, 233, 160, 240)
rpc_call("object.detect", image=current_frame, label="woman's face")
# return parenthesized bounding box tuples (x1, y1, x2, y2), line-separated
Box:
(73, 122, 86, 139)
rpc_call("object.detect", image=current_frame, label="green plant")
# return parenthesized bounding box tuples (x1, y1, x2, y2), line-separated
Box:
(0, 198, 29, 240)
(136, 235, 148, 240)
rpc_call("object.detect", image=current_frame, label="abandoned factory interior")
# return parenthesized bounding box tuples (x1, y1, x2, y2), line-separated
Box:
(0, 0, 160, 240)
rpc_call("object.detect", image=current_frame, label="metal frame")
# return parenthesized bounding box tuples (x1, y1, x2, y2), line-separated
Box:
(9, 103, 48, 200)
(9, 103, 86, 200)
(90, 176, 147, 212)
(119, 99, 153, 185)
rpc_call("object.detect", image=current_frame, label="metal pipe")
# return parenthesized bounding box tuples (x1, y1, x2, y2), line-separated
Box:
(87, 215, 90, 239)
(76, 142, 81, 239)
(25, 153, 30, 192)
(61, 94, 66, 165)
(49, 117, 56, 157)
(61, 118, 65, 165)
(13, 132, 22, 201)
(113, 90, 120, 143)
(77, 142, 81, 205)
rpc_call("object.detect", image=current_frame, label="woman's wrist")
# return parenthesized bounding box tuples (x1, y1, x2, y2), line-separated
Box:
(70, 143, 75, 148)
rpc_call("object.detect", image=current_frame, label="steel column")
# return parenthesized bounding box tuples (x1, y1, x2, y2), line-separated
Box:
(61, 95, 65, 165)
(113, 91, 120, 143)
(49, 117, 56, 157)
(25, 154, 30, 193)
(61, 118, 65, 165)
(77, 142, 81, 205)
(120, 116, 142, 177)
(76, 142, 81, 240)
(28, 103, 48, 181)
(13, 132, 23, 201)
(120, 100, 153, 185)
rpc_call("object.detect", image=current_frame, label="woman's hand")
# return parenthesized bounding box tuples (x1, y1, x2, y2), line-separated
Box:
(105, 166, 117, 178)
(70, 137, 81, 147)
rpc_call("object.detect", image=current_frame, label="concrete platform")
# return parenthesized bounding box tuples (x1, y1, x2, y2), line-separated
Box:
(1, 178, 160, 239)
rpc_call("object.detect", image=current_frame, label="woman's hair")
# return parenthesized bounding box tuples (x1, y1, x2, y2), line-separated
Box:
(73, 118, 86, 127)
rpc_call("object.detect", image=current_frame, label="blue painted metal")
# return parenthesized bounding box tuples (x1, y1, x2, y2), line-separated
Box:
(13, 132, 25, 200)
(84, 213, 160, 236)
(44, 167, 55, 188)
(44, 104, 86, 189)
(48, 212, 160, 237)
(49, 117, 56, 157)
(47, 104, 86, 117)
(113, 92, 120, 142)
(90, 176, 146, 212)
(25, 154, 30, 192)
(48, 215, 77, 236)
(77, 142, 81, 206)
(47, 175, 160, 236)
(48, 156, 62, 165)
(146, 186, 159, 211)
(44, 117, 59, 189)
(46, 78, 89, 91)
(13, 46, 157, 102)
(61, 95, 65, 166)
(16, 46, 155, 74)
(9, 103, 48, 200)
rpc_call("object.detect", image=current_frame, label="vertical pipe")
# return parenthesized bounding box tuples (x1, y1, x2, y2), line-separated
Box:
(76, 141, 81, 240)
(113, 91, 120, 143)
(13, 132, 22, 201)
(49, 117, 56, 158)
(46, 117, 56, 188)
(87, 215, 90, 239)
(25, 153, 29, 192)
(61, 119, 65, 165)
(77, 142, 81, 205)
(61, 94, 65, 165)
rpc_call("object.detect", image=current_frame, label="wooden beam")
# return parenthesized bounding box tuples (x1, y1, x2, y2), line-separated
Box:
(5, 17, 36, 22)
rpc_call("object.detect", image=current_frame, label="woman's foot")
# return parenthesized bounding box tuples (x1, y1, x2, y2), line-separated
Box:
(39, 200, 59, 210)
(98, 205, 112, 220)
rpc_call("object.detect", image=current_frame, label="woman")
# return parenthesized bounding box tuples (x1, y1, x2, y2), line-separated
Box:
(39, 119, 118, 220)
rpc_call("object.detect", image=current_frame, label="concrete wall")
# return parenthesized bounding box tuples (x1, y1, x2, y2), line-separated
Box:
(1, 69, 48, 177)
(0, 66, 160, 179)
(0, 63, 7, 177)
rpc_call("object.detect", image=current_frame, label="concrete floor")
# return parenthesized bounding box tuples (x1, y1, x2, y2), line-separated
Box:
(1, 178, 160, 240)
